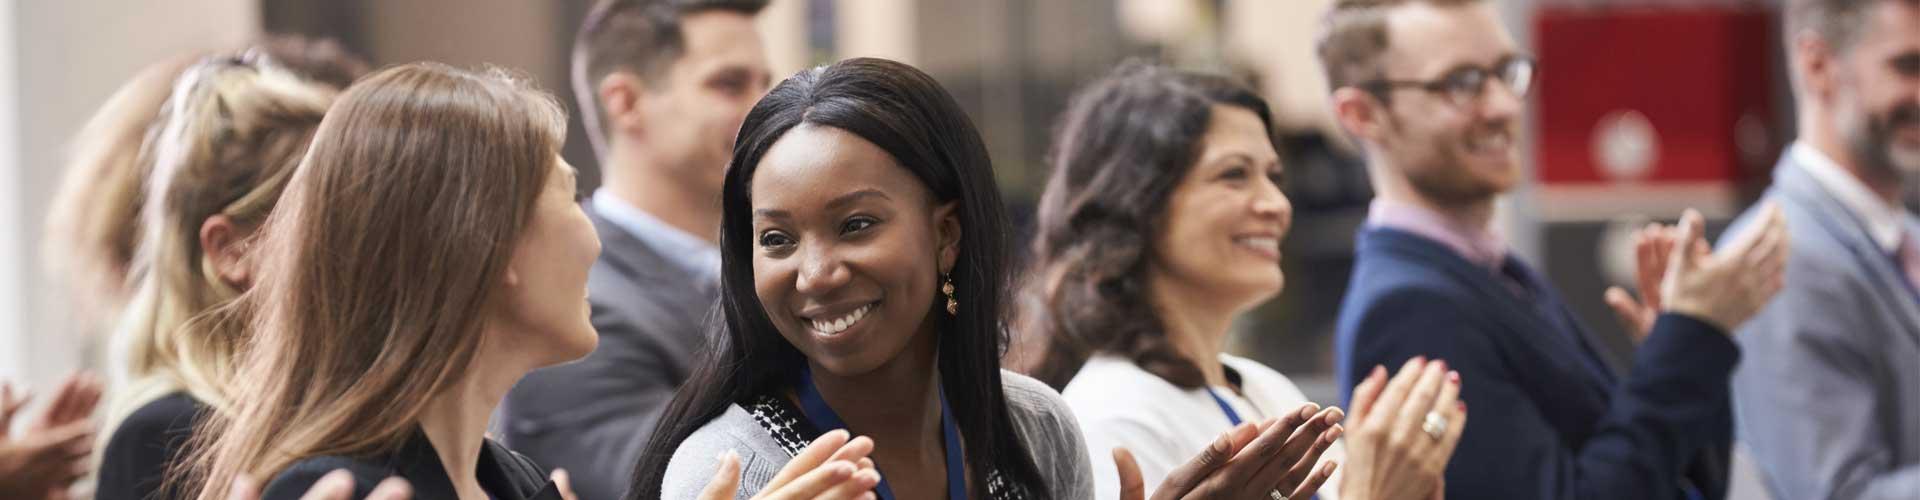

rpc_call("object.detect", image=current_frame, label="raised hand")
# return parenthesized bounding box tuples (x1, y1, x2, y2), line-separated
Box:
(1338, 357, 1466, 500)
(225, 471, 413, 500)
(698, 429, 881, 500)
(1662, 205, 1789, 332)
(1605, 222, 1676, 343)
(1117, 403, 1344, 500)
(0, 377, 99, 500)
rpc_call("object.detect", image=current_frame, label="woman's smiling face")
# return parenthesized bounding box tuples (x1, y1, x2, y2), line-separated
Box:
(748, 123, 960, 376)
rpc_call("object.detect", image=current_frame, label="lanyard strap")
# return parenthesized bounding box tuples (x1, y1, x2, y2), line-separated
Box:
(797, 366, 967, 500)
(1204, 388, 1244, 426)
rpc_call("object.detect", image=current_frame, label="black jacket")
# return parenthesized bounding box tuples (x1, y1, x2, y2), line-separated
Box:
(97, 391, 205, 500)
(261, 427, 561, 500)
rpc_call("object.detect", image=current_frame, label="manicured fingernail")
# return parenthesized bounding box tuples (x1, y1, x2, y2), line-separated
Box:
(1371, 365, 1386, 378)
(1458, 401, 1467, 412)
(1448, 370, 1460, 385)
(1413, 355, 1427, 364)
(1435, 360, 1448, 372)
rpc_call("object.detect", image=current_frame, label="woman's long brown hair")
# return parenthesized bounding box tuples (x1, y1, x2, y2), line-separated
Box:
(180, 62, 566, 498)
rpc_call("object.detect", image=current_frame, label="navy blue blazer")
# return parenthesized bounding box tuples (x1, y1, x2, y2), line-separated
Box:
(1336, 226, 1737, 499)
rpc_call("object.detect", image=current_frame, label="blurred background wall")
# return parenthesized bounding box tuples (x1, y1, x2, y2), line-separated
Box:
(2, 0, 1791, 435)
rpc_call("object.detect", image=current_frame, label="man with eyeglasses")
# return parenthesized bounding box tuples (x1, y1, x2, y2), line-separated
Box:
(1727, 1, 1920, 498)
(1322, 1, 1782, 498)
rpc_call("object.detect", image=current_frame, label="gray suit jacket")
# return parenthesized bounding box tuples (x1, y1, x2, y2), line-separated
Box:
(499, 200, 718, 500)
(1728, 157, 1920, 499)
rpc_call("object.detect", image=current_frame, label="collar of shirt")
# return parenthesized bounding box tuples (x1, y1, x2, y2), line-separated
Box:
(1366, 197, 1508, 270)
(592, 188, 721, 280)
(1791, 141, 1908, 253)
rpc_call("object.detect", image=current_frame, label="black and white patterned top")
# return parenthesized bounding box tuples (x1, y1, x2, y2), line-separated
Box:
(743, 392, 1032, 499)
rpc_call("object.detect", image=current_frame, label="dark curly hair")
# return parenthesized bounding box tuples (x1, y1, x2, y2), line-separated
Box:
(1020, 61, 1278, 390)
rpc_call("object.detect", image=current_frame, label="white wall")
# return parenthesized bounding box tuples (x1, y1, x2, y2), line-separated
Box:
(2, 0, 257, 387)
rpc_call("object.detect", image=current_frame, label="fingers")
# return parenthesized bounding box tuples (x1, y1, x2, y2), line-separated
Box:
(1435, 400, 1468, 460)
(365, 477, 412, 500)
(698, 451, 743, 500)
(1114, 448, 1145, 500)
(758, 460, 857, 500)
(1231, 403, 1317, 463)
(1346, 365, 1388, 423)
(0, 382, 25, 433)
(1667, 209, 1706, 272)
(1741, 212, 1789, 271)
(1288, 460, 1339, 500)
(1230, 405, 1328, 494)
(808, 466, 881, 500)
(226, 474, 263, 500)
(1422, 373, 1469, 478)
(552, 469, 577, 500)
(1365, 357, 1427, 429)
(1155, 421, 1258, 497)
(1390, 360, 1450, 441)
(823, 436, 874, 469)
(296, 470, 357, 500)
(1267, 413, 1343, 494)
(28, 421, 94, 463)
(764, 430, 851, 491)
(1603, 287, 1647, 335)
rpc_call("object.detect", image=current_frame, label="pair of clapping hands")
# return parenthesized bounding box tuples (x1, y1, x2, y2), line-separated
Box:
(256, 359, 1467, 500)
(687, 358, 1464, 500)
(1605, 205, 1790, 340)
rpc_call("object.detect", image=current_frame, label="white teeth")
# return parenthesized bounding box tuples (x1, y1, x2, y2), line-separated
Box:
(810, 303, 873, 335)
(1470, 132, 1512, 153)
(1237, 237, 1279, 253)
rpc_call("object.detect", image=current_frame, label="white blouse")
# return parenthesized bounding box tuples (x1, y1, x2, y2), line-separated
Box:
(1063, 353, 1345, 500)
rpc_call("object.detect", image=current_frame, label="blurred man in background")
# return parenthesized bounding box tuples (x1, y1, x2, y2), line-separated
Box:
(1730, 1, 1920, 498)
(1323, 0, 1788, 498)
(498, 1, 770, 498)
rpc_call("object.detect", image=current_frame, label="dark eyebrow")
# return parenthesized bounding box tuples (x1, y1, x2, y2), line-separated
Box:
(754, 189, 891, 220)
(826, 189, 891, 211)
(753, 208, 789, 220)
(1207, 152, 1281, 170)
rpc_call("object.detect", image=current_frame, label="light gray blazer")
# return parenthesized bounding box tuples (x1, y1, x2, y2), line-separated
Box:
(498, 201, 718, 500)
(659, 370, 1096, 499)
(1728, 158, 1920, 499)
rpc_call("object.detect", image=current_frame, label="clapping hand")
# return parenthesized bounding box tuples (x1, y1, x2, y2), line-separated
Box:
(699, 429, 881, 500)
(1117, 402, 1344, 500)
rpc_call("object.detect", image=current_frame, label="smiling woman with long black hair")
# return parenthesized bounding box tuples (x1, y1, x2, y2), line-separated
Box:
(629, 57, 1088, 500)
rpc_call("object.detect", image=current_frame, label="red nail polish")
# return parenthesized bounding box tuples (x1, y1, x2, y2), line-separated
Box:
(1413, 355, 1427, 364)
(1448, 371, 1460, 385)
(1436, 360, 1448, 372)
(1458, 401, 1467, 412)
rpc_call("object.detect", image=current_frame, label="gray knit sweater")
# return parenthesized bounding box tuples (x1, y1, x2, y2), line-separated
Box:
(658, 370, 1095, 499)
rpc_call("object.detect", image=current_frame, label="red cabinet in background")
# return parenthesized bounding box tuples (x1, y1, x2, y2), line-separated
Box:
(1533, 7, 1779, 220)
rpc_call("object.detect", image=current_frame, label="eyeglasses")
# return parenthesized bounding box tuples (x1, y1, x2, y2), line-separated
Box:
(1360, 57, 1536, 107)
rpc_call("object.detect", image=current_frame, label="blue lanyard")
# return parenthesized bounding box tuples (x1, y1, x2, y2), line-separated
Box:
(797, 366, 966, 500)
(1204, 388, 1244, 426)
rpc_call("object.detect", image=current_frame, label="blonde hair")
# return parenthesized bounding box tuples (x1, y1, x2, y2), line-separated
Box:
(103, 56, 337, 435)
(43, 54, 203, 317)
(183, 62, 566, 497)
(44, 38, 368, 325)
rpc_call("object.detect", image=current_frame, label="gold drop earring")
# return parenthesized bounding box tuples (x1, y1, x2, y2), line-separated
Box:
(941, 272, 958, 316)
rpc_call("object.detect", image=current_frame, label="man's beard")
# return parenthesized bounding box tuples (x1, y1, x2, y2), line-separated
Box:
(1395, 125, 1514, 206)
(1844, 99, 1920, 181)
